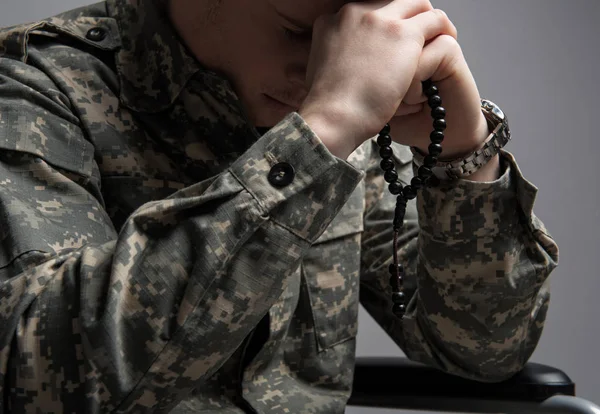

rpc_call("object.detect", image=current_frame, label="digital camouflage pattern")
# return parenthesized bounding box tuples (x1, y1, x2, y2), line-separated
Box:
(0, 0, 559, 413)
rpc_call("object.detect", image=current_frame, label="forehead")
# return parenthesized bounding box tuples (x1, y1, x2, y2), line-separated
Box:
(270, 0, 349, 23)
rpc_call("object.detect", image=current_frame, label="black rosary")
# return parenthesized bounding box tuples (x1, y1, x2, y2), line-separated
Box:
(376, 79, 445, 318)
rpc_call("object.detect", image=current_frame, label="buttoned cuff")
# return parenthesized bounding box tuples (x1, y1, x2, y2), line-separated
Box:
(229, 112, 365, 243)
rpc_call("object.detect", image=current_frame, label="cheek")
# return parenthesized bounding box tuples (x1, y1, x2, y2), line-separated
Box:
(256, 28, 288, 62)
(239, 33, 287, 83)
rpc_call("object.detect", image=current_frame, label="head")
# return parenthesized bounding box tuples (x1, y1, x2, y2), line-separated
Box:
(168, 0, 346, 128)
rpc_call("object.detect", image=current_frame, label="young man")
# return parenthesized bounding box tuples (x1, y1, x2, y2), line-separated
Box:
(0, 0, 558, 412)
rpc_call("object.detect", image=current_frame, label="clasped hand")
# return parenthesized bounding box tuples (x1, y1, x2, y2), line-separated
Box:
(299, 0, 490, 161)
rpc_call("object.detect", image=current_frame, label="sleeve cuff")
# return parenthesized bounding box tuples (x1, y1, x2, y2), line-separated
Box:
(229, 112, 365, 243)
(414, 149, 539, 241)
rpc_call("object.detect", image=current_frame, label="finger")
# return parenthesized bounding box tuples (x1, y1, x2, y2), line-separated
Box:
(337, 3, 454, 44)
(338, 0, 433, 37)
(416, 34, 463, 83)
(378, 0, 433, 19)
(407, 9, 458, 42)
(402, 34, 462, 104)
(394, 102, 424, 116)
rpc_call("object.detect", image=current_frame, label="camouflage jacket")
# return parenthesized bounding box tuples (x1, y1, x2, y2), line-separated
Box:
(0, 0, 559, 413)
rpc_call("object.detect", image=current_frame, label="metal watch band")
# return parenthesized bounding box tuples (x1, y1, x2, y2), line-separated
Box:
(410, 99, 511, 180)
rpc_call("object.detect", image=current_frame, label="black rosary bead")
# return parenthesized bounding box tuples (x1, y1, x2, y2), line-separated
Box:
(377, 134, 392, 147)
(389, 263, 404, 275)
(430, 130, 445, 144)
(384, 170, 398, 183)
(418, 165, 433, 179)
(395, 196, 407, 213)
(380, 123, 391, 135)
(402, 185, 417, 200)
(379, 146, 393, 159)
(424, 85, 439, 98)
(428, 143, 443, 157)
(431, 106, 446, 119)
(389, 274, 404, 289)
(428, 95, 442, 108)
(393, 304, 406, 317)
(380, 158, 395, 171)
(433, 119, 447, 131)
(424, 155, 437, 168)
(388, 181, 403, 195)
(411, 176, 424, 190)
(392, 291, 406, 304)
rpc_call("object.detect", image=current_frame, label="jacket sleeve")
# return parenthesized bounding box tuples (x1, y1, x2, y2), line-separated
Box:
(0, 56, 364, 413)
(358, 139, 559, 382)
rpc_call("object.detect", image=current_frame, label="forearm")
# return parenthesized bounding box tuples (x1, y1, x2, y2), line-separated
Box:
(360, 147, 558, 382)
(400, 151, 558, 381)
(1, 113, 365, 413)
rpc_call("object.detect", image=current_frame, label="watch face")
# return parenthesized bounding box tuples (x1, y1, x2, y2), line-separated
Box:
(482, 99, 505, 120)
(491, 105, 505, 120)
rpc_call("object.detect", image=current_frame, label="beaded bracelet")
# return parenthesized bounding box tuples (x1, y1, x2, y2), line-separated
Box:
(376, 79, 445, 318)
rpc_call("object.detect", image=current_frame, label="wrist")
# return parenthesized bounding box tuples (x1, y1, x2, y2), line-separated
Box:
(412, 110, 502, 182)
(454, 112, 502, 181)
(298, 110, 356, 160)
(444, 112, 490, 160)
(416, 111, 490, 161)
(463, 154, 501, 182)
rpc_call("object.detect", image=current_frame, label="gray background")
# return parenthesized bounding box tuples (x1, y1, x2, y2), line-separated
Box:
(1, 0, 598, 412)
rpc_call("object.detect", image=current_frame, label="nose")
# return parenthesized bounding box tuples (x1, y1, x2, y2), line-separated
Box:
(285, 41, 311, 94)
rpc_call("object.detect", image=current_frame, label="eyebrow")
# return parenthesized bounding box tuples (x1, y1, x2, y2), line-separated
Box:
(275, 9, 313, 31)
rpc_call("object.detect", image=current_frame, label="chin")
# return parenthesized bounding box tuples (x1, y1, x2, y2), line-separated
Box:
(253, 112, 289, 129)
(250, 94, 298, 127)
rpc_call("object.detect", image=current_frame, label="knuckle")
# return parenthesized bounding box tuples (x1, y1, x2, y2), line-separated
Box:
(360, 10, 383, 28)
(419, 0, 435, 10)
(437, 35, 463, 69)
(361, 13, 410, 39)
(411, 0, 433, 12)
(432, 8, 451, 28)
(433, 8, 448, 18)
(382, 19, 406, 37)
(339, 2, 362, 21)
(432, 9, 458, 39)
(438, 34, 460, 50)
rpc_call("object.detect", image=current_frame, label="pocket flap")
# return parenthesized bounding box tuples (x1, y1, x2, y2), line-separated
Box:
(0, 105, 94, 178)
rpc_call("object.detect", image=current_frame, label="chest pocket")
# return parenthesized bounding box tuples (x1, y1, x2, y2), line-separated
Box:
(302, 179, 365, 352)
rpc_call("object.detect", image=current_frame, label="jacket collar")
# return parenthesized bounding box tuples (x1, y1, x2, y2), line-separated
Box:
(106, 0, 244, 117)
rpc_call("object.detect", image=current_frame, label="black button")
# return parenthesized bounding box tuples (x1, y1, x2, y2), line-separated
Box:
(268, 162, 295, 188)
(86, 27, 107, 42)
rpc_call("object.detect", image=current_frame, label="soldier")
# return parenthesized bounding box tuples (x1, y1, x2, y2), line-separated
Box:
(0, 0, 558, 412)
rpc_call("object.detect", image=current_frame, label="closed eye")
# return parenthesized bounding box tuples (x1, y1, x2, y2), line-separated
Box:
(282, 27, 311, 42)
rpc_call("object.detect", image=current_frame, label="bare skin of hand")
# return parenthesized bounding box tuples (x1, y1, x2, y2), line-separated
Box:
(298, 0, 498, 180)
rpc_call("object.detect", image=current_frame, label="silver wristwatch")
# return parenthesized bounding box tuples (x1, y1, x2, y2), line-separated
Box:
(410, 99, 511, 180)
